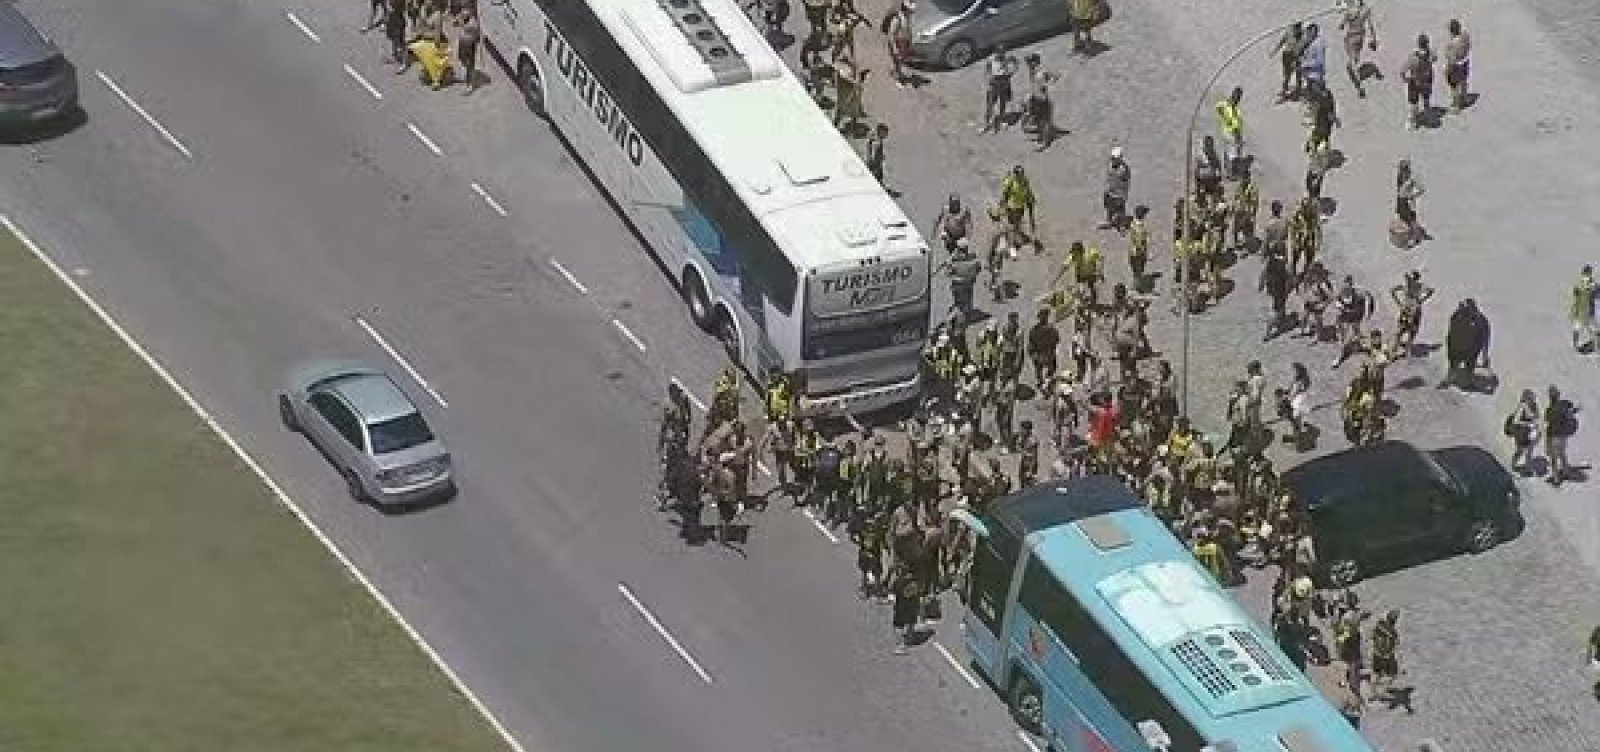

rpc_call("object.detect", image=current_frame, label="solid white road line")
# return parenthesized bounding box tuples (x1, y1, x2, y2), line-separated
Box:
(800, 508, 840, 544)
(353, 315, 450, 408)
(285, 10, 322, 43)
(1016, 730, 1045, 752)
(470, 182, 510, 217)
(616, 583, 715, 685)
(611, 319, 648, 353)
(406, 122, 444, 156)
(933, 642, 981, 689)
(343, 64, 384, 101)
(0, 214, 526, 752)
(669, 377, 708, 412)
(94, 70, 193, 159)
(547, 258, 589, 295)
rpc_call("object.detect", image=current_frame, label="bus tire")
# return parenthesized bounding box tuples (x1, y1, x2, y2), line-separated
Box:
(517, 55, 547, 119)
(681, 269, 714, 330)
(713, 308, 741, 364)
(1008, 673, 1044, 735)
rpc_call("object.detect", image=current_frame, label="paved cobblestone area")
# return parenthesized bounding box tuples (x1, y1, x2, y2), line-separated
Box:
(785, 0, 1600, 748)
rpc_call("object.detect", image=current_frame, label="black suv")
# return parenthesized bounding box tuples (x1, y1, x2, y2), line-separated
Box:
(1282, 440, 1521, 586)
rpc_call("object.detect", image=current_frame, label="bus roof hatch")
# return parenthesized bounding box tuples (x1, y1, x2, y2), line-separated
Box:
(655, 0, 752, 86)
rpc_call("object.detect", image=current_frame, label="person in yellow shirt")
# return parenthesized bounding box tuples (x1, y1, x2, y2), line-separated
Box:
(1070, 0, 1099, 53)
(1127, 204, 1151, 290)
(764, 372, 794, 424)
(1191, 527, 1227, 582)
(1215, 86, 1245, 176)
(1067, 241, 1104, 305)
(993, 165, 1038, 255)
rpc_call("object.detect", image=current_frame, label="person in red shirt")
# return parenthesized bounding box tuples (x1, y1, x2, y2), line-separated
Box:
(1086, 391, 1120, 472)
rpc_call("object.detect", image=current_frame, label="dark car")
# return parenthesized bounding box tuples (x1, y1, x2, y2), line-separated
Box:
(0, 1, 79, 132)
(1281, 440, 1520, 586)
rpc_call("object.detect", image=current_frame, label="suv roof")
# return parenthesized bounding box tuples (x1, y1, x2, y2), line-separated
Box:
(325, 373, 418, 424)
(1281, 441, 1440, 510)
(0, 4, 60, 70)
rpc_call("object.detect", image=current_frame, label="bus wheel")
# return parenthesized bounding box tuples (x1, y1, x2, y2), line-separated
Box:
(517, 56, 546, 119)
(714, 310, 741, 363)
(680, 271, 713, 330)
(941, 39, 977, 69)
(1008, 674, 1044, 735)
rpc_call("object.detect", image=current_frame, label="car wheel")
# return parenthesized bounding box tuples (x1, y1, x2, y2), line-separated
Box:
(1465, 518, 1500, 553)
(343, 470, 370, 503)
(1008, 673, 1044, 735)
(1325, 557, 1360, 587)
(278, 394, 300, 433)
(942, 39, 978, 69)
(518, 56, 547, 119)
(681, 271, 714, 330)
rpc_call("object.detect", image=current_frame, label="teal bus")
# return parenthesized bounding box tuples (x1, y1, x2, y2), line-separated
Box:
(949, 476, 1376, 752)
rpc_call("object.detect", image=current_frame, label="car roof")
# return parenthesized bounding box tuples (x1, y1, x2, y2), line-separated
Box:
(323, 372, 419, 424)
(0, 4, 61, 70)
(1281, 440, 1433, 509)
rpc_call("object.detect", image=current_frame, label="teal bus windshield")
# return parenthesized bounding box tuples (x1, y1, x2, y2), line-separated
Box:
(953, 476, 1376, 752)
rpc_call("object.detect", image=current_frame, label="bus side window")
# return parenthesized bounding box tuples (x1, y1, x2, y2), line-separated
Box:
(967, 540, 1009, 633)
(1018, 561, 1207, 750)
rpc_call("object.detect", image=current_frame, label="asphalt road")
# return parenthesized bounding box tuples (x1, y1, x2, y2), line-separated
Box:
(0, 1, 1030, 752)
(9, 0, 1600, 749)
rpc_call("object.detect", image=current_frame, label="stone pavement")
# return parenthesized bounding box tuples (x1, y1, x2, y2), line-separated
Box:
(775, 0, 1600, 748)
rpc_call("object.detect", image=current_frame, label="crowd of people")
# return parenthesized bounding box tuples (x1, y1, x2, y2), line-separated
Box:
(366, 0, 483, 93)
(683, 0, 1597, 720)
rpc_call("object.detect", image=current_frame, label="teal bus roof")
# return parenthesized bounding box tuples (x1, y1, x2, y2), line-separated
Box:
(1011, 480, 1375, 751)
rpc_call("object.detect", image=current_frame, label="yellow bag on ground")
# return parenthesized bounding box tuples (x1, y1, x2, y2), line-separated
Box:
(410, 39, 453, 87)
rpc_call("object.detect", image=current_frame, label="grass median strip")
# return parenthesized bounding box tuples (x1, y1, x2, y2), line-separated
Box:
(0, 228, 506, 751)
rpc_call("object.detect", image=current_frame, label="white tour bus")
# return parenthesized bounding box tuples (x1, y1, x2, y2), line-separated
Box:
(482, 0, 931, 416)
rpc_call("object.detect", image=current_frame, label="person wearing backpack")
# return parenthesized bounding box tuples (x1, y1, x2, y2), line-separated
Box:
(1402, 33, 1435, 130)
(1544, 385, 1580, 486)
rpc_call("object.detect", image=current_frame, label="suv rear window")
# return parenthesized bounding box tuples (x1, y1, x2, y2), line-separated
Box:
(0, 54, 66, 85)
(368, 412, 435, 454)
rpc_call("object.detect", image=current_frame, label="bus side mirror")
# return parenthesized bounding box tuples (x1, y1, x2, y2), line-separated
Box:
(1137, 720, 1172, 752)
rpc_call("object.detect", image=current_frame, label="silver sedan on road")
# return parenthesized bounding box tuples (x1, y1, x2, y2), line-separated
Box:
(279, 360, 454, 507)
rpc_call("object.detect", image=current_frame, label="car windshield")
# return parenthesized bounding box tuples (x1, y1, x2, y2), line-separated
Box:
(369, 412, 435, 454)
(929, 0, 978, 16)
(1419, 451, 1464, 494)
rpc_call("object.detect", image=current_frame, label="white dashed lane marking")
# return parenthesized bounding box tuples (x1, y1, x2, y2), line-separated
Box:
(470, 182, 509, 217)
(933, 642, 981, 689)
(548, 258, 590, 295)
(353, 315, 450, 408)
(285, 10, 322, 43)
(343, 64, 384, 101)
(405, 122, 444, 156)
(611, 318, 648, 353)
(800, 508, 840, 544)
(94, 70, 193, 159)
(617, 583, 715, 685)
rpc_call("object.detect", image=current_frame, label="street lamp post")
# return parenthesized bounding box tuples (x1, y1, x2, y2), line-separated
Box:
(1177, 4, 1346, 419)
